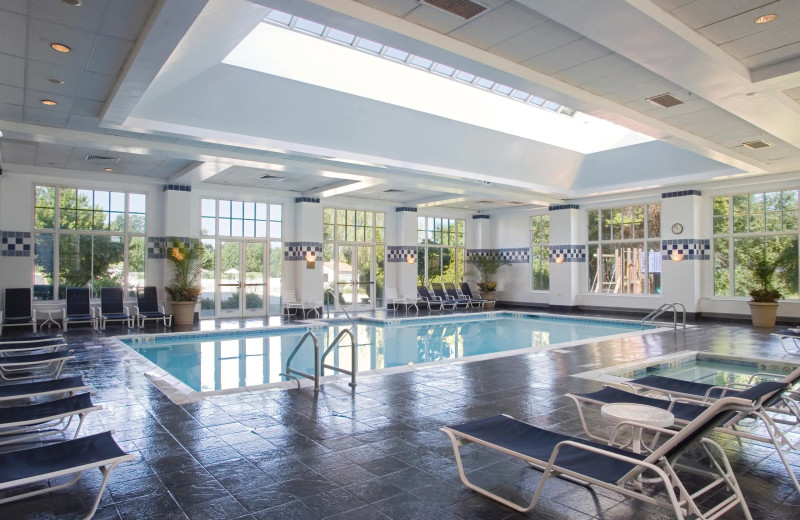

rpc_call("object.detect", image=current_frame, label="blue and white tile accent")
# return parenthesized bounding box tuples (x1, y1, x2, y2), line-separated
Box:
(1, 231, 31, 257)
(472, 214, 490, 220)
(395, 207, 417, 213)
(549, 204, 579, 211)
(387, 245, 417, 263)
(662, 238, 710, 260)
(285, 241, 322, 261)
(549, 244, 586, 263)
(147, 236, 195, 259)
(662, 189, 701, 198)
(468, 248, 529, 263)
(163, 184, 191, 192)
(295, 197, 320, 203)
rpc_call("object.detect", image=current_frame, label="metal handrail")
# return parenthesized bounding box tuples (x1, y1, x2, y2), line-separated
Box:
(280, 330, 320, 391)
(321, 328, 357, 388)
(641, 303, 686, 330)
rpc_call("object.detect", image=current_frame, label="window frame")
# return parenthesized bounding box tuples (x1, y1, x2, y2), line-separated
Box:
(530, 215, 550, 291)
(416, 216, 465, 288)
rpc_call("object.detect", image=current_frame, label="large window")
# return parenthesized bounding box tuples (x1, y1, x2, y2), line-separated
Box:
(531, 215, 549, 290)
(587, 204, 661, 294)
(712, 191, 798, 298)
(417, 217, 465, 287)
(34, 185, 146, 300)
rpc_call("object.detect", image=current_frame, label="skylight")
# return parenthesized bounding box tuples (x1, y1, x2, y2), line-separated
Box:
(223, 11, 654, 154)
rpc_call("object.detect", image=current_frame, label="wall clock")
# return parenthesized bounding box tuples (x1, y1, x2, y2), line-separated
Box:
(671, 223, 684, 234)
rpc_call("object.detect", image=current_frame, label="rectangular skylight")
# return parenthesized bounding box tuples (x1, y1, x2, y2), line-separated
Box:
(327, 28, 355, 45)
(475, 77, 494, 89)
(409, 56, 433, 69)
(385, 47, 409, 61)
(265, 10, 291, 25)
(356, 38, 382, 54)
(513, 90, 530, 101)
(455, 71, 475, 83)
(433, 63, 455, 76)
(294, 18, 324, 36)
(495, 84, 513, 95)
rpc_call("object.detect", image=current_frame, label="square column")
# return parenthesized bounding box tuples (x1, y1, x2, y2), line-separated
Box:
(548, 205, 583, 310)
(387, 207, 418, 300)
(0, 175, 34, 296)
(161, 185, 199, 319)
(290, 197, 323, 307)
(660, 190, 705, 314)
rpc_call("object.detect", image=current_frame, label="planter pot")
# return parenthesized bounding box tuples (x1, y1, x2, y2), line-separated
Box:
(481, 292, 496, 310)
(748, 301, 779, 327)
(171, 301, 197, 326)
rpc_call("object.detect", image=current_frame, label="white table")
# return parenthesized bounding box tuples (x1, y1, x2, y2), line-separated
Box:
(40, 310, 62, 330)
(601, 403, 674, 454)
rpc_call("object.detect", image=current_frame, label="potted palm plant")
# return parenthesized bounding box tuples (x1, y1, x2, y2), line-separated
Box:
(164, 238, 203, 325)
(468, 254, 510, 309)
(748, 257, 782, 327)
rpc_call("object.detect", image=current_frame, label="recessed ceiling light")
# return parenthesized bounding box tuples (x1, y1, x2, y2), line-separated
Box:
(48, 78, 64, 84)
(104, 168, 114, 172)
(41, 100, 57, 106)
(62, 0, 83, 5)
(50, 43, 71, 53)
(755, 14, 776, 24)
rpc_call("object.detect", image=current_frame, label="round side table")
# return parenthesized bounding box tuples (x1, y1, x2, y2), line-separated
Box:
(601, 403, 674, 454)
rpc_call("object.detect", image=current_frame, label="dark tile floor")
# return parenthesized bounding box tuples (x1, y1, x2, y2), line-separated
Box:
(2, 312, 800, 519)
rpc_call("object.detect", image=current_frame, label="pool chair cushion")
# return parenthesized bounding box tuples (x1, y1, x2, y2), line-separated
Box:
(0, 337, 65, 352)
(101, 313, 129, 320)
(0, 376, 89, 401)
(66, 314, 94, 321)
(139, 311, 166, 318)
(0, 393, 94, 425)
(0, 334, 61, 343)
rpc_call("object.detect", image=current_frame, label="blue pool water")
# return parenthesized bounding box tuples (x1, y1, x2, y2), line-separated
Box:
(632, 356, 798, 386)
(121, 314, 647, 392)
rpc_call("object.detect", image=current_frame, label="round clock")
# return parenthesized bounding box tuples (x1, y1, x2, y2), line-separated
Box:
(671, 223, 684, 235)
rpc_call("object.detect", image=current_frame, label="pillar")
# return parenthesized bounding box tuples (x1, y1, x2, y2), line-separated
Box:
(660, 190, 704, 315)
(291, 197, 323, 307)
(548, 204, 583, 310)
(388, 207, 418, 300)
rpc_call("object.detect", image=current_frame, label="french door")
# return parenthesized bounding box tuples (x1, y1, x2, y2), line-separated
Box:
(332, 245, 375, 312)
(217, 241, 269, 317)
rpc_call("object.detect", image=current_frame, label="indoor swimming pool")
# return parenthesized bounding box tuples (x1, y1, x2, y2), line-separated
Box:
(119, 312, 653, 394)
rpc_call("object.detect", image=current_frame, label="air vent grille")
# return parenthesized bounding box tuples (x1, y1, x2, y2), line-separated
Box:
(474, 200, 493, 204)
(85, 155, 120, 164)
(742, 140, 772, 149)
(260, 173, 285, 181)
(507, 201, 524, 205)
(645, 93, 684, 108)
(421, 0, 487, 20)
(383, 188, 403, 193)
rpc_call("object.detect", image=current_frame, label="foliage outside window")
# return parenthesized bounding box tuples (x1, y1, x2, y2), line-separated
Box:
(531, 215, 549, 290)
(34, 185, 146, 300)
(587, 204, 661, 294)
(712, 191, 798, 299)
(322, 208, 385, 308)
(417, 217, 465, 287)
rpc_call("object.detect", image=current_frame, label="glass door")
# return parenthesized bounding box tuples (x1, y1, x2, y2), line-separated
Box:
(333, 245, 375, 312)
(217, 241, 267, 317)
(355, 245, 373, 311)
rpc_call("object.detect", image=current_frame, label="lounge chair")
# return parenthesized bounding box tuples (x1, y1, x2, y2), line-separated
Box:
(0, 375, 91, 403)
(432, 283, 470, 309)
(566, 381, 800, 493)
(418, 286, 454, 311)
(0, 351, 75, 382)
(0, 288, 37, 335)
(460, 282, 488, 308)
(62, 288, 97, 331)
(0, 392, 100, 445)
(281, 288, 305, 318)
(385, 288, 418, 313)
(772, 328, 800, 354)
(0, 333, 62, 343)
(441, 396, 754, 517)
(0, 336, 67, 356)
(0, 431, 133, 520)
(134, 286, 172, 328)
(97, 287, 133, 330)
(447, 282, 484, 308)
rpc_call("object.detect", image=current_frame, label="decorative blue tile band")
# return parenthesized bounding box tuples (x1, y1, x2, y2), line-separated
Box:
(468, 248, 529, 263)
(285, 241, 322, 261)
(472, 214, 490, 220)
(147, 236, 194, 259)
(662, 238, 710, 260)
(1, 230, 31, 257)
(295, 197, 320, 203)
(395, 207, 417, 213)
(387, 245, 417, 263)
(549, 244, 586, 263)
(662, 190, 701, 198)
(549, 204, 579, 211)
(163, 184, 191, 192)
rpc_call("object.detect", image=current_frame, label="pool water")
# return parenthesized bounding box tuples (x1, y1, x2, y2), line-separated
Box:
(646, 360, 766, 387)
(123, 314, 647, 392)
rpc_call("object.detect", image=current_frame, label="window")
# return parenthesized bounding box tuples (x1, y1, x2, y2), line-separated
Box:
(712, 191, 798, 298)
(201, 199, 282, 238)
(417, 217, 465, 287)
(587, 204, 661, 294)
(531, 215, 549, 290)
(34, 185, 147, 300)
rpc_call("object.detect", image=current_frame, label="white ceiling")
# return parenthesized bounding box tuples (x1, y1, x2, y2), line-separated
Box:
(1, 0, 799, 210)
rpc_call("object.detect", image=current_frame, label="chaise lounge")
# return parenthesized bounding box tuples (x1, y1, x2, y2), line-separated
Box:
(0, 288, 37, 335)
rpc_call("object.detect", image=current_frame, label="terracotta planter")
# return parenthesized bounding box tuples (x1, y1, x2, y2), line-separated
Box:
(748, 301, 778, 327)
(481, 292, 496, 310)
(171, 301, 197, 326)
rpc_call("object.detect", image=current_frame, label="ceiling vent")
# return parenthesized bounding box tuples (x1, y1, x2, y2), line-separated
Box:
(507, 201, 524, 205)
(420, 0, 488, 20)
(260, 173, 284, 181)
(474, 200, 493, 204)
(383, 188, 403, 193)
(742, 140, 772, 149)
(645, 93, 684, 108)
(85, 154, 120, 164)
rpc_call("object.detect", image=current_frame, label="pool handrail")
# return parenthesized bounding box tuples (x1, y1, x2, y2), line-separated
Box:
(641, 303, 686, 330)
(321, 328, 357, 388)
(281, 331, 319, 391)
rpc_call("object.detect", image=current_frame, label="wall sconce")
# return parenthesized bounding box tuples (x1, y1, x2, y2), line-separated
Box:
(306, 250, 317, 269)
(406, 253, 416, 264)
(670, 251, 684, 262)
(554, 254, 565, 264)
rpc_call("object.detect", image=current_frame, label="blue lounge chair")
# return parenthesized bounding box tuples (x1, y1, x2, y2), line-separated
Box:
(0, 337, 67, 356)
(460, 282, 488, 308)
(441, 397, 753, 517)
(0, 288, 37, 335)
(567, 381, 800, 493)
(0, 431, 133, 520)
(98, 287, 133, 330)
(417, 286, 453, 311)
(0, 333, 62, 343)
(135, 286, 172, 328)
(0, 392, 101, 445)
(0, 375, 91, 403)
(772, 328, 800, 354)
(0, 351, 75, 381)
(432, 283, 470, 309)
(62, 288, 97, 331)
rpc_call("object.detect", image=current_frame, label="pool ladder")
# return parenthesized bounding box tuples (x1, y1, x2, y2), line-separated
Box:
(641, 303, 686, 330)
(280, 328, 357, 392)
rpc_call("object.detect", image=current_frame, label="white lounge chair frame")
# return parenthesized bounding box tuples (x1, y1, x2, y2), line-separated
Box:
(0, 393, 101, 446)
(0, 352, 74, 382)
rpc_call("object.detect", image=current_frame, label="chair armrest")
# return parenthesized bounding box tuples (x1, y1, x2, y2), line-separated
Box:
(124, 305, 130, 315)
(159, 304, 166, 313)
(32, 309, 36, 321)
(133, 306, 140, 315)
